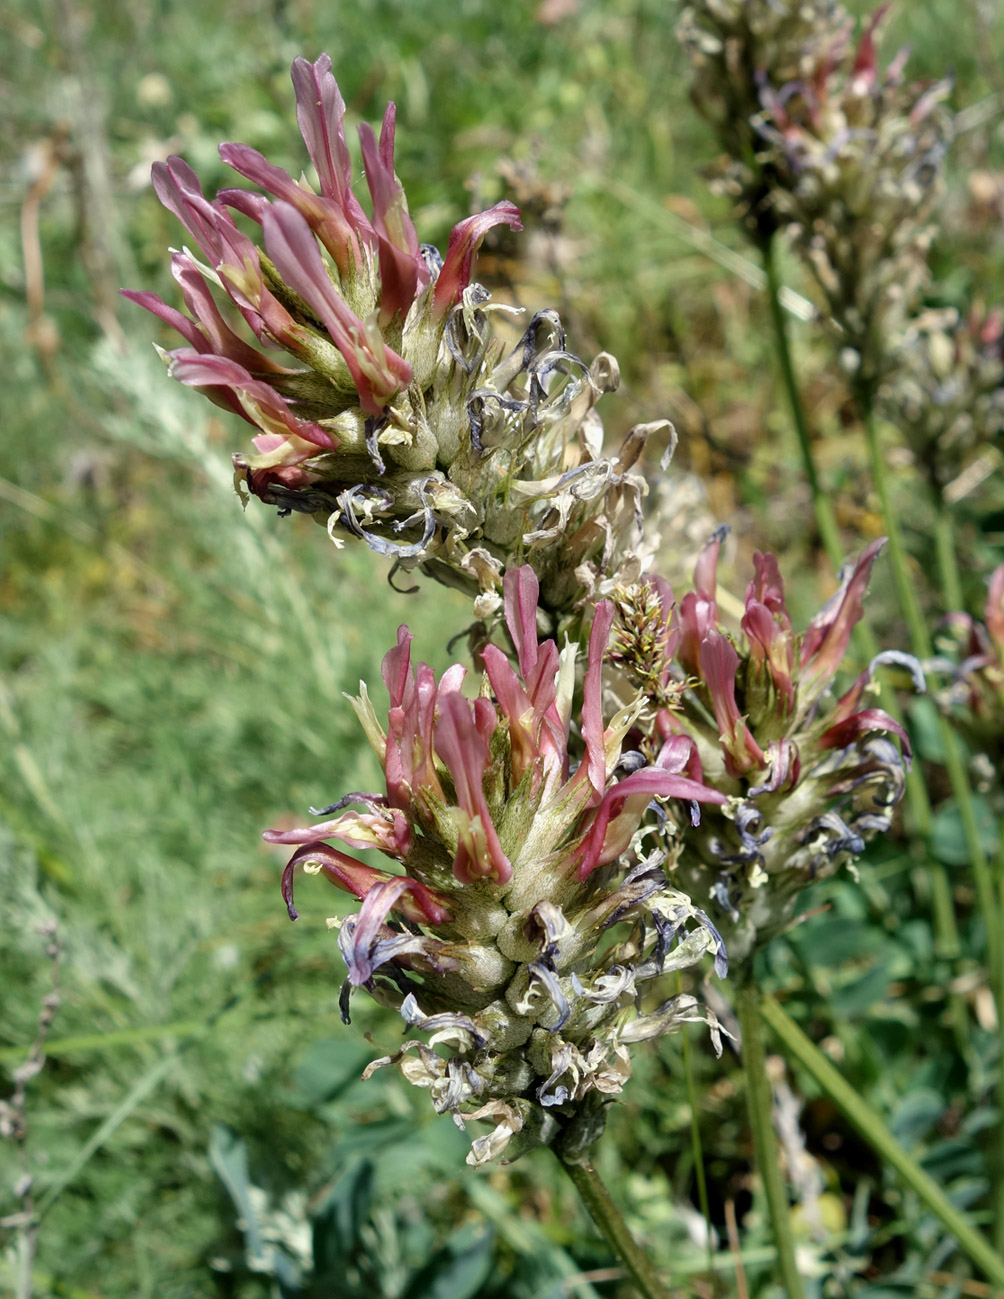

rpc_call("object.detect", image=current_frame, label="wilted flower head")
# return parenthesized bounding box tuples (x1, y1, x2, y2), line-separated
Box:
(677, 0, 850, 238)
(680, 3, 953, 392)
(753, 7, 953, 389)
(932, 565, 1004, 766)
(881, 304, 1004, 499)
(610, 531, 918, 959)
(266, 567, 728, 1164)
(124, 54, 667, 630)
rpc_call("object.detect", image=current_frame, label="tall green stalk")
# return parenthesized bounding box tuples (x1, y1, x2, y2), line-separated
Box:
(736, 977, 806, 1299)
(859, 403, 1004, 1245)
(761, 234, 962, 971)
(555, 1150, 672, 1299)
(761, 995, 1004, 1286)
(762, 234, 844, 569)
(679, 973, 715, 1278)
(860, 401, 1003, 1000)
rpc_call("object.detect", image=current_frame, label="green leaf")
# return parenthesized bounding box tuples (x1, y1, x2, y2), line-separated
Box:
(831, 956, 896, 1016)
(400, 1226, 495, 1299)
(312, 1158, 375, 1273)
(906, 697, 947, 764)
(290, 1038, 376, 1109)
(888, 1088, 944, 1147)
(208, 1124, 268, 1265)
(929, 794, 998, 867)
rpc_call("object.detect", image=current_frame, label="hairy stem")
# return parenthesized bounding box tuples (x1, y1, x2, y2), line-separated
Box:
(736, 979, 806, 1299)
(556, 1150, 672, 1299)
(761, 995, 1004, 1285)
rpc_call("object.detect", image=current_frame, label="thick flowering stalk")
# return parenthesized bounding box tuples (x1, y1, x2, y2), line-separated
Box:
(266, 567, 729, 1165)
(124, 54, 665, 631)
(610, 532, 918, 960)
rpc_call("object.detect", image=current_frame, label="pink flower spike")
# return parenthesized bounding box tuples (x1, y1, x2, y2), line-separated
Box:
(435, 692, 511, 885)
(694, 525, 727, 600)
(171, 252, 289, 373)
(699, 630, 765, 775)
(851, 4, 891, 90)
(503, 565, 542, 681)
(151, 156, 230, 262)
(168, 350, 335, 450)
(746, 552, 792, 632)
(431, 201, 523, 319)
(220, 142, 363, 278)
(382, 624, 415, 710)
(262, 200, 412, 413)
(358, 109, 429, 325)
(120, 289, 210, 355)
(678, 528, 726, 675)
(581, 601, 616, 798)
(482, 643, 543, 789)
(278, 840, 449, 927)
(216, 187, 271, 224)
(742, 598, 795, 714)
(800, 539, 887, 697)
(819, 709, 911, 762)
(577, 765, 728, 881)
(290, 54, 374, 236)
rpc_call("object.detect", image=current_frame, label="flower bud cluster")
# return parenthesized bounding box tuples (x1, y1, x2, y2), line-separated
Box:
(124, 54, 664, 629)
(881, 305, 1004, 497)
(933, 565, 1004, 767)
(266, 567, 728, 1164)
(610, 531, 918, 960)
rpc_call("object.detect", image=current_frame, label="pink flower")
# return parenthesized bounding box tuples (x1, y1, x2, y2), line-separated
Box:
(431, 203, 523, 319)
(262, 201, 413, 415)
(799, 539, 886, 702)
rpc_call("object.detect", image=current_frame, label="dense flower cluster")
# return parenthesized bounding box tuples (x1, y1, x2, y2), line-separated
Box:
(757, 10, 952, 390)
(680, 2, 953, 392)
(124, 54, 665, 629)
(881, 305, 1004, 498)
(677, 0, 849, 239)
(933, 565, 1004, 767)
(266, 567, 728, 1164)
(610, 532, 917, 959)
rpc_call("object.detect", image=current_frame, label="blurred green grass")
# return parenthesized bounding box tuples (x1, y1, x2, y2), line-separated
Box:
(3, 0, 1004, 1294)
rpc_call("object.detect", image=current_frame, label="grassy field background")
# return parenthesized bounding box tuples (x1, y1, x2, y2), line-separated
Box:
(2, 0, 1004, 1294)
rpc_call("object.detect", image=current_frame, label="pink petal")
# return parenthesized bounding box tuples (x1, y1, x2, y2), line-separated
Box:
(432, 202, 522, 318)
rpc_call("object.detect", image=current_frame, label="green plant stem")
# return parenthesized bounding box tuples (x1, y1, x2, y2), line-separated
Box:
(761, 234, 961, 973)
(761, 995, 1004, 1286)
(861, 402, 1002, 988)
(762, 234, 844, 570)
(938, 492, 1004, 1252)
(736, 979, 806, 1299)
(679, 983, 715, 1277)
(934, 505, 964, 613)
(862, 398, 1004, 1235)
(556, 1151, 672, 1299)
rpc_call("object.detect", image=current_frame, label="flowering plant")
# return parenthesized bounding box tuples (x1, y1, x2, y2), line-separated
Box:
(934, 564, 1004, 764)
(266, 566, 728, 1164)
(611, 531, 916, 958)
(123, 54, 665, 632)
